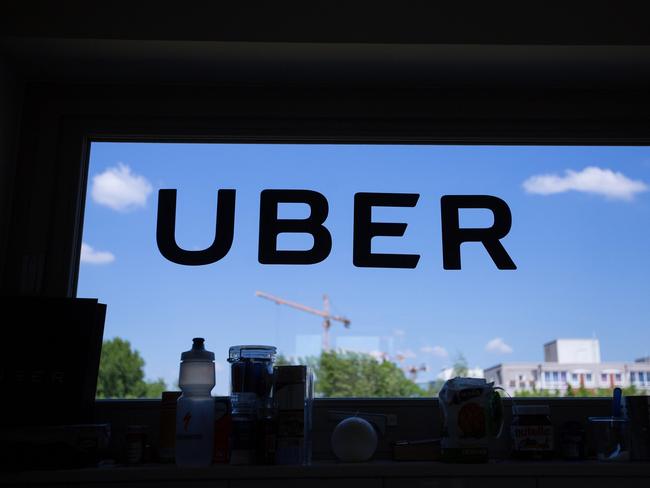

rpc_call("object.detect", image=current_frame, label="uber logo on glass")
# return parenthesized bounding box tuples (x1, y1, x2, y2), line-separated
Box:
(156, 189, 516, 270)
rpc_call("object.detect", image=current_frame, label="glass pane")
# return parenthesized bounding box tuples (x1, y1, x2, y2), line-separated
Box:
(77, 143, 650, 398)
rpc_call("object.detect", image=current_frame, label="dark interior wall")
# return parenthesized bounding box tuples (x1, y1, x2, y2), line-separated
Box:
(0, 57, 22, 286)
(4, 0, 650, 45)
(3, 2, 650, 294)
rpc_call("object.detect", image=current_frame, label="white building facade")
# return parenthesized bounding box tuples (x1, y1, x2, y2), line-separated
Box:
(484, 339, 650, 396)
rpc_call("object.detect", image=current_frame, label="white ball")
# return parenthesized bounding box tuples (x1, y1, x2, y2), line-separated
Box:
(331, 416, 378, 462)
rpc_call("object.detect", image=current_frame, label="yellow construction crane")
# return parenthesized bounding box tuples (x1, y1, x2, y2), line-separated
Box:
(255, 291, 351, 352)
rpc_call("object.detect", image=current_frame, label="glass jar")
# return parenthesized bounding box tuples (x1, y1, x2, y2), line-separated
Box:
(510, 404, 554, 460)
(228, 346, 277, 465)
(228, 345, 277, 401)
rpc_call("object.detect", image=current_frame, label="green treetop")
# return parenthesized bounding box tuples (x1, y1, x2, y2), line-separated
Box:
(96, 337, 166, 398)
(292, 350, 424, 397)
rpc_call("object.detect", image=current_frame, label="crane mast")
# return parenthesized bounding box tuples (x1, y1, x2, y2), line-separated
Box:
(255, 291, 350, 351)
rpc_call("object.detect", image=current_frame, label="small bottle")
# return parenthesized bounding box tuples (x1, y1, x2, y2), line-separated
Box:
(175, 338, 216, 467)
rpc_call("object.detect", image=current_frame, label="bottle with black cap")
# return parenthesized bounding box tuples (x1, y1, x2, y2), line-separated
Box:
(175, 338, 215, 467)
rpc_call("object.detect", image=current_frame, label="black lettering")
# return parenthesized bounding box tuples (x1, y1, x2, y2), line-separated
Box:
(258, 190, 332, 264)
(353, 192, 420, 268)
(156, 189, 236, 266)
(440, 195, 516, 270)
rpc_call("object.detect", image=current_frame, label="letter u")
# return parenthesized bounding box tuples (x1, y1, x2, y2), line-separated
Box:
(156, 189, 236, 265)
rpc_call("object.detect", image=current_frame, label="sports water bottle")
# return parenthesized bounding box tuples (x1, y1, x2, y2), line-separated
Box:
(175, 338, 215, 467)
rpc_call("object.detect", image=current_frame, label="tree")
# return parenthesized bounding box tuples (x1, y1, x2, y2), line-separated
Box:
(279, 350, 424, 397)
(317, 350, 424, 397)
(96, 337, 167, 398)
(513, 384, 640, 398)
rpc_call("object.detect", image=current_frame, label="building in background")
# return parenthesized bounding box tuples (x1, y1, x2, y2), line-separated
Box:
(543, 338, 601, 364)
(485, 339, 650, 395)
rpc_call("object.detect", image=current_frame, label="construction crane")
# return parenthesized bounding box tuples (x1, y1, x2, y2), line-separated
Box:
(404, 364, 428, 381)
(255, 291, 351, 352)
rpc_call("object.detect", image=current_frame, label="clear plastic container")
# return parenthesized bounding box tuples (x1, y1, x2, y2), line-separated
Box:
(176, 338, 216, 467)
(588, 416, 630, 461)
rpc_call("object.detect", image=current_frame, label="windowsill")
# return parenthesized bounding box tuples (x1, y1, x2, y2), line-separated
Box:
(3, 460, 650, 485)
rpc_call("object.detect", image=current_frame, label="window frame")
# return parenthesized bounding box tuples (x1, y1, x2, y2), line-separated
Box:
(6, 83, 650, 403)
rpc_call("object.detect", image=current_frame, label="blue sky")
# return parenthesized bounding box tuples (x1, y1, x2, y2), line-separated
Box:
(78, 143, 650, 395)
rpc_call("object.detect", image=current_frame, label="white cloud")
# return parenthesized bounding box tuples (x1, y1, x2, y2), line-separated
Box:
(91, 163, 153, 211)
(421, 345, 449, 358)
(523, 166, 648, 201)
(80, 242, 115, 265)
(393, 328, 406, 337)
(485, 337, 513, 354)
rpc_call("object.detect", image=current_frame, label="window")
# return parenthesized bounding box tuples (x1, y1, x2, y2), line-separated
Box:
(639, 372, 646, 384)
(77, 143, 650, 398)
(631, 372, 637, 382)
(615, 373, 622, 382)
(601, 373, 608, 382)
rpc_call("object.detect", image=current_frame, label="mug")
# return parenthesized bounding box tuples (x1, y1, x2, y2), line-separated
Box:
(438, 377, 504, 462)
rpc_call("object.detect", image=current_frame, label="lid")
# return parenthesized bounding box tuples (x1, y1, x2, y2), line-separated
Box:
(228, 345, 277, 362)
(512, 404, 550, 416)
(180, 338, 215, 362)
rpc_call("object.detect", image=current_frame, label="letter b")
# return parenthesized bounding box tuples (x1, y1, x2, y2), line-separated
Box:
(258, 190, 332, 265)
